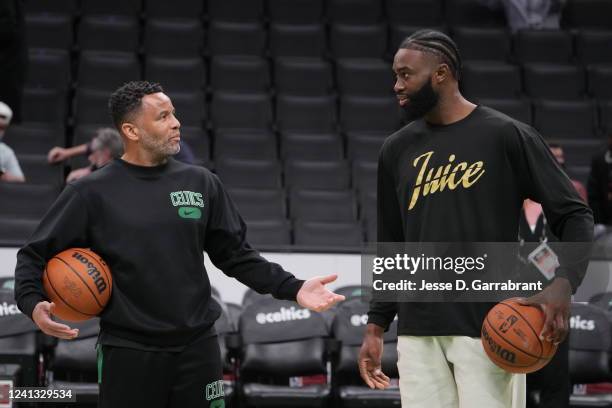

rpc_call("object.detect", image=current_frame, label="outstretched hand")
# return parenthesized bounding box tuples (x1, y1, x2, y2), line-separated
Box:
(296, 274, 346, 312)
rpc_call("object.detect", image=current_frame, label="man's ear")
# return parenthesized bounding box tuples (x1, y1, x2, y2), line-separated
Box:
(121, 122, 139, 142)
(434, 63, 450, 84)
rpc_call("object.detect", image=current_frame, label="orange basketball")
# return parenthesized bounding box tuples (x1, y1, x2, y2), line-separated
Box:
(43, 248, 112, 322)
(481, 298, 557, 374)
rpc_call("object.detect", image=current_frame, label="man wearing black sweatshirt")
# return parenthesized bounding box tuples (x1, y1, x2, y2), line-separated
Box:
(14, 81, 345, 408)
(358, 30, 593, 407)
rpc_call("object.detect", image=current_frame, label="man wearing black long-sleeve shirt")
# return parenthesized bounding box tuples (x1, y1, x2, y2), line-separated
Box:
(14, 81, 345, 408)
(358, 30, 593, 408)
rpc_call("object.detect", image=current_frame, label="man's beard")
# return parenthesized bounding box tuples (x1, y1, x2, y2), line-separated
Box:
(402, 79, 439, 121)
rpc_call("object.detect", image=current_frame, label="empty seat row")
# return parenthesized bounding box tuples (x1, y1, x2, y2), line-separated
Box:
(462, 62, 612, 100)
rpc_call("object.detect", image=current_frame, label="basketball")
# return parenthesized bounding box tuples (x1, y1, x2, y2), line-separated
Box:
(481, 298, 557, 374)
(42, 248, 112, 322)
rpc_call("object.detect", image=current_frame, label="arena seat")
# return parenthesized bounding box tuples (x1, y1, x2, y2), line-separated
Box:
(332, 298, 400, 407)
(0, 289, 42, 388)
(269, 24, 327, 58)
(274, 57, 333, 96)
(239, 297, 331, 407)
(569, 303, 612, 408)
(48, 318, 101, 404)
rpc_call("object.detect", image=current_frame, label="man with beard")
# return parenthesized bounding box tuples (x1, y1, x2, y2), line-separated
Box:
(15, 81, 345, 408)
(358, 30, 593, 407)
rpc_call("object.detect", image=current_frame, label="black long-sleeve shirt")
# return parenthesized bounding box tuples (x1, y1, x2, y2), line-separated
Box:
(368, 106, 594, 337)
(15, 158, 304, 347)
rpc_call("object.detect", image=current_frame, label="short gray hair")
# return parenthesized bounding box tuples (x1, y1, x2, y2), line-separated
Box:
(91, 127, 123, 158)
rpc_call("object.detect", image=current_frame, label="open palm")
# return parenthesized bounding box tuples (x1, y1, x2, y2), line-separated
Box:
(296, 274, 346, 312)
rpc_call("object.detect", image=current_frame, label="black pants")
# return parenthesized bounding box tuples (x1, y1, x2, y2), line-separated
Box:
(97, 334, 224, 408)
(527, 337, 570, 408)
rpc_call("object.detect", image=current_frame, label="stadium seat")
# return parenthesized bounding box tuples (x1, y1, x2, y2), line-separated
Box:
(216, 158, 282, 189)
(360, 190, 377, 232)
(340, 96, 402, 133)
(562, 0, 612, 29)
(284, 160, 351, 190)
(144, 18, 204, 57)
(210, 56, 270, 93)
(576, 30, 612, 64)
(294, 221, 363, 247)
(246, 219, 292, 247)
(144, 0, 204, 19)
(0, 218, 39, 246)
(18, 154, 64, 186)
(242, 289, 274, 307)
(215, 130, 277, 160)
(389, 25, 447, 51)
(73, 88, 114, 127)
(332, 298, 400, 407)
(144, 57, 206, 93)
(211, 92, 272, 131)
(24, 0, 78, 16)
(227, 188, 287, 221)
(327, 0, 383, 24)
(165, 91, 206, 127)
(239, 298, 331, 407)
(274, 58, 333, 96)
(533, 100, 597, 140)
(276, 94, 337, 133)
(352, 160, 378, 193)
(26, 49, 71, 91)
(81, 0, 141, 17)
(477, 98, 532, 124)
(280, 132, 344, 161)
(0, 184, 59, 219)
(445, 0, 506, 27)
(568, 303, 612, 406)
(600, 100, 612, 132)
(0, 289, 40, 387)
(22, 88, 67, 125)
(48, 319, 100, 403)
(385, 0, 442, 27)
(347, 133, 386, 163)
(78, 51, 141, 92)
(267, 0, 324, 24)
(208, 21, 266, 57)
(269, 24, 327, 58)
(2, 124, 64, 156)
(523, 64, 586, 100)
(77, 16, 139, 53)
(333, 285, 366, 300)
(336, 59, 394, 97)
(225, 302, 242, 332)
(452, 27, 511, 62)
(289, 189, 357, 222)
(330, 24, 388, 59)
(25, 14, 73, 50)
(587, 65, 612, 100)
(461, 62, 522, 99)
(514, 30, 574, 64)
(208, 0, 264, 22)
(178, 126, 211, 164)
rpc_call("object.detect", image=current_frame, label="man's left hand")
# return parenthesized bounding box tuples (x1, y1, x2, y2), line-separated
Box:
(297, 274, 346, 312)
(516, 277, 572, 345)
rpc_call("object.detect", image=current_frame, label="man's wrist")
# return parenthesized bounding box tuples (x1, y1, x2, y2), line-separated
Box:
(366, 323, 385, 337)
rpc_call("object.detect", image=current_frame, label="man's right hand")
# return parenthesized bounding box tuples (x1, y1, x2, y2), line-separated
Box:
(32, 301, 79, 339)
(47, 147, 68, 163)
(358, 323, 391, 389)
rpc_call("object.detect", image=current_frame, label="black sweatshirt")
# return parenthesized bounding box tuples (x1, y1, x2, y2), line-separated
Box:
(368, 106, 594, 337)
(15, 158, 304, 347)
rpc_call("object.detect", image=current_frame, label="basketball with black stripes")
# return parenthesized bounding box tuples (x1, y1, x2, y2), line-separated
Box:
(42, 248, 112, 322)
(481, 298, 557, 374)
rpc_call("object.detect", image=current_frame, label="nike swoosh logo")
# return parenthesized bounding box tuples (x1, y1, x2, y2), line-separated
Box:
(178, 207, 202, 219)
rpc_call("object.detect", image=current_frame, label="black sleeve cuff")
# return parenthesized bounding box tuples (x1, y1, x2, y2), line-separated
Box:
(367, 312, 394, 332)
(18, 293, 47, 321)
(274, 277, 305, 301)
